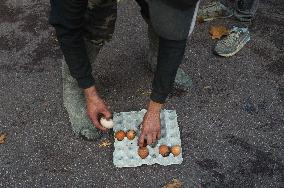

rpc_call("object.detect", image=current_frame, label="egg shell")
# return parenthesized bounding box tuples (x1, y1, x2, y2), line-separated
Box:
(138, 147, 149, 159)
(171, 145, 181, 157)
(159, 145, 170, 157)
(115, 131, 126, 141)
(100, 118, 114, 129)
(126, 130, 136, 140)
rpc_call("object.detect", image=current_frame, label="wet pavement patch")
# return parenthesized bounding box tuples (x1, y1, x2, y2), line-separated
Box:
(0, 1, 24, 23)
(196, 158, 220, 171)
(0, 35, 27, 52)
(278, 87, 284, 103)
(243, 98, 257, 114)
(266, 57, 284, 76)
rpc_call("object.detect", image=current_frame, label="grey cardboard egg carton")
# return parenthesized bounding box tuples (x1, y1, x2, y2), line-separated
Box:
(113, 109, 183, 168)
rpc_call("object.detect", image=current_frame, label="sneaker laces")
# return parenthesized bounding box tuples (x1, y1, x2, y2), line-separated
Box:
(220, 28, 245, 46)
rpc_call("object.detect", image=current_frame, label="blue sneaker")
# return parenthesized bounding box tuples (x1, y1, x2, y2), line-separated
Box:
(214, 27, 250, 57)
(197, 1, 233, 22)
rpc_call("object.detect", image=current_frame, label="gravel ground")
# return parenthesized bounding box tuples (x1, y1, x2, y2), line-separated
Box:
(0, 0, 283, 187)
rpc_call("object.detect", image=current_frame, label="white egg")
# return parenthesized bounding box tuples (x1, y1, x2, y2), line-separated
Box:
(100, 118, 114, 129)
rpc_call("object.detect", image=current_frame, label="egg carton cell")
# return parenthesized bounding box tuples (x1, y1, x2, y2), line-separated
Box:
(113, 109, 183, 168)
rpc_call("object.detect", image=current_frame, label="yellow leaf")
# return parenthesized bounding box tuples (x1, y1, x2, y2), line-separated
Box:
(0, 133, 7, 144)
(99, 139, 112, 148)
(163, 179, 182, 188)
(209, 25, 229, 39)
(136, 88, 151, 96)
(203, 86, 212, 90)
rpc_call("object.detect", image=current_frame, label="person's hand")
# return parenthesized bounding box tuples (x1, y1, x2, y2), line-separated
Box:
(138, 111, 161, 146)
(138, 100, 163, 147)
(84, 86, 111, 132)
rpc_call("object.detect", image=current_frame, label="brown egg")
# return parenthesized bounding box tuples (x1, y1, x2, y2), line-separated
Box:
(138, 147, 149, 159)
(115, 131, 126, 141)
(159, 145, 170, 157)
(126, 130, 136, 140)
(171, 145, 181, 157)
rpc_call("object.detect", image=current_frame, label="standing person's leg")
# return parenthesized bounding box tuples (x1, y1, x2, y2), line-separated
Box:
(218, 0, 259, 21)
(198, 0, 258, 22)
(213, 0, 258, 57)
(234, 0, 259, 21)
(59, 0, 117, 140)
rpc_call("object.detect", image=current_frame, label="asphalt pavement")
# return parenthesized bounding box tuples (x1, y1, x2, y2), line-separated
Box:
(0, 0, 283, 187)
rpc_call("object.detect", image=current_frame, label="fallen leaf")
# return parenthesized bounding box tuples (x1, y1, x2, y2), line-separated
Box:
(99, 139, 112, 148)
(209, 25, 229, 39)
(136, 88, 151, 96)
(203, 86, 212, 90)
(0, 133, 7, 144)
(163, 179, 182, 188)
(141, 91, 151, 96)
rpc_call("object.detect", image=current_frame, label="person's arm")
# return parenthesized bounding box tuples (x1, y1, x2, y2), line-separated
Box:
(150, 36, 187, 103)
(50, 0, 95, 89)
(49, 0, 111, 131)
(139, 36, 187, 147)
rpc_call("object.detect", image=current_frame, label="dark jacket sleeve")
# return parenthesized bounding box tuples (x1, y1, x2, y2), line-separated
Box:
(49, 0, 95, 89)
(150, 37, 187, 103)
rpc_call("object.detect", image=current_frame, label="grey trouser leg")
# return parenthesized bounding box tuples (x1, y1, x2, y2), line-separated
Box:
(220, 0, 259, 21)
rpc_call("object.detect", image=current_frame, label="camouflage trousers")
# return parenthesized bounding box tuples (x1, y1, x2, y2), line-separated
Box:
(83, 0, 118, 63)
(84, 0, 117, 47)
(84, 0, 157, 68)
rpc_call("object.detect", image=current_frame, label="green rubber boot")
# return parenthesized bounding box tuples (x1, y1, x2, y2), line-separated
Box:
(147, 26, 193, 91)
